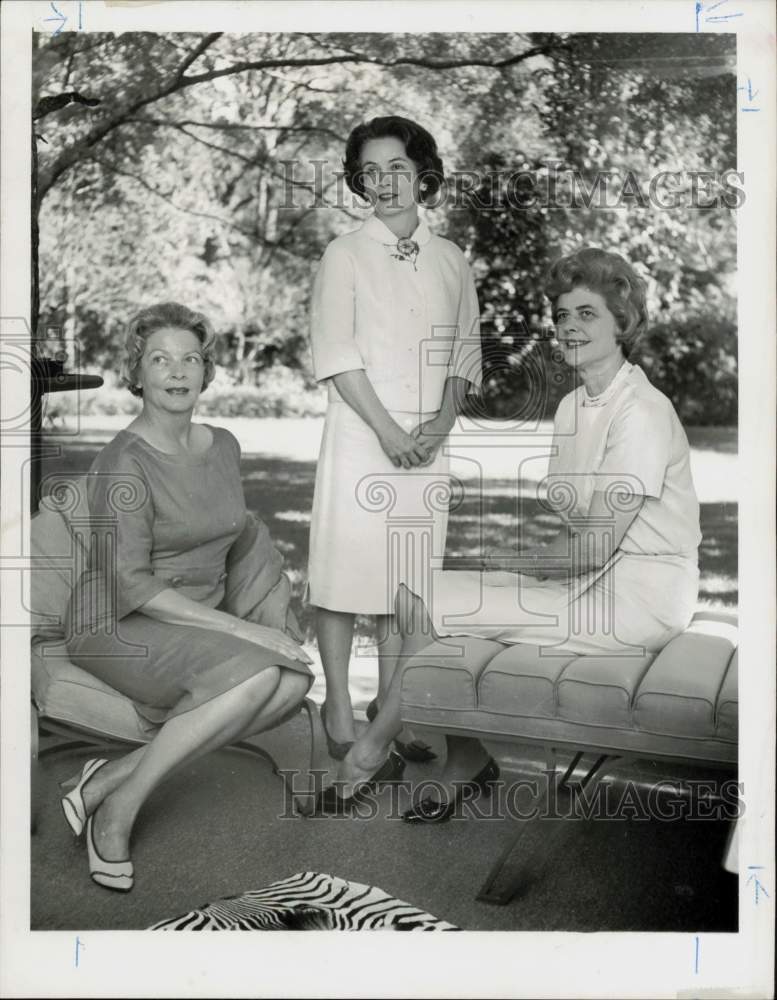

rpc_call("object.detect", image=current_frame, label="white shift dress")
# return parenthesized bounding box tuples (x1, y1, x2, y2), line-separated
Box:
(307, 214, 482, 614)
(421, 363, 702, 656)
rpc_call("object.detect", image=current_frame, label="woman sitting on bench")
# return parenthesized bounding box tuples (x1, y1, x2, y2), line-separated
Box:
(315, 247, 702, 819)
(61, 302, 313, 891)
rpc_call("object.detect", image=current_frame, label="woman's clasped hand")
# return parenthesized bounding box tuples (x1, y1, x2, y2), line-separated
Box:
(377, 419, 431, 468)
(313, 245, 702, 820)
(59, 107, 706, 884)
(307, 114, 482, 761)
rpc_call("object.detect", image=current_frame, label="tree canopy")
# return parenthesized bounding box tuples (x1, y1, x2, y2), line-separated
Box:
(33, 31, 737, 423)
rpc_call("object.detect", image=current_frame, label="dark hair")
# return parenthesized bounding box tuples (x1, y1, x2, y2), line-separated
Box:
(343, 115, 445, 205)
(543, 248, 648, 358)
(120, 302, 216, 397)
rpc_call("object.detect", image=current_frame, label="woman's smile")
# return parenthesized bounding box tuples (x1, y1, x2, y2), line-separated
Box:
(554, 287, 621, 367)
(359, 135, 421, 228)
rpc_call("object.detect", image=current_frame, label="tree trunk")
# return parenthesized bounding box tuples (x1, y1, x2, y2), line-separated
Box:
(31, 129, 40, 343)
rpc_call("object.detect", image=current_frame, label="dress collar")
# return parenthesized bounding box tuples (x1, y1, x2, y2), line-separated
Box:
(581, 360, 634, 408)
(361, 214, 432, 247)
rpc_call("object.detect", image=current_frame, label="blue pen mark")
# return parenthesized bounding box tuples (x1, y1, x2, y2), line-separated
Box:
(74, 936, 84, 968)
(695, 0, 744, 31)
(737, 78, 760, 112)
(78, 1, 84, 30)
(746, 866, 770, 905)
(43, 1, 67, 35)
(694, 936, 700, 973)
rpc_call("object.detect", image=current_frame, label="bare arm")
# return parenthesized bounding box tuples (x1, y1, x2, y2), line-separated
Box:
(332, 369, 430, 469)
(482, 490, 645, 579)
(137, 588, 312, 664)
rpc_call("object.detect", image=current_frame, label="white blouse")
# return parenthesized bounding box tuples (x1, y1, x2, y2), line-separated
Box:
(549, 363, 702, 558)
(310, 214, 482, 413)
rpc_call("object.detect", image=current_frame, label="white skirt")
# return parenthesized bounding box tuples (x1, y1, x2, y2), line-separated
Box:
(307, 401, 452, 614)
(416, 552, 699, 656)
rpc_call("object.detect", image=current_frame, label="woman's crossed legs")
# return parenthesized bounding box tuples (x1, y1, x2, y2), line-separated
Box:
(79, 665, 309, 864)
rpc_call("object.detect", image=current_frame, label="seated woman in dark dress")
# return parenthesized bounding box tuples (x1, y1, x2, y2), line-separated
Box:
(62, 302, 313, 893)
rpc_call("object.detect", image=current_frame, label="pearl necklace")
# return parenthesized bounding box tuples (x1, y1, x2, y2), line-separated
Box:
(582, 361, 633, 407)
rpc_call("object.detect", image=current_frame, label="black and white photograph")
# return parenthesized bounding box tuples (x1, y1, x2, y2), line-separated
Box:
(1, 1, 774, 997)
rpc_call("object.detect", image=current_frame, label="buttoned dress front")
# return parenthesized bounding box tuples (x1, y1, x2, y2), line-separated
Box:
(307, 214, 482, 614)
(65, 427, 313, 724)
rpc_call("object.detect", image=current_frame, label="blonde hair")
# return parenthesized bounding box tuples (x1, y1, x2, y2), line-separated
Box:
(544, 248, 648, 358)
(119, 302, 216, 397)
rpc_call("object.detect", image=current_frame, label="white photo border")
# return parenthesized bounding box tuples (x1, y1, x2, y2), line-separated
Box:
(1, 1, 774, 997)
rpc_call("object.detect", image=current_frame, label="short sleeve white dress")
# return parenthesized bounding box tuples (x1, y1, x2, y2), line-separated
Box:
(307, 214, 482, 614)
(418, 363, 702, 655)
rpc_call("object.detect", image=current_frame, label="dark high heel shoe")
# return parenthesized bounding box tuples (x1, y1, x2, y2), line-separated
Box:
(401, 757, 500, 824)
(393, 736, 438, 764)
(319, 702, 354, 761)
(365, 698, 437, 763)
(312, 751, 406, 816)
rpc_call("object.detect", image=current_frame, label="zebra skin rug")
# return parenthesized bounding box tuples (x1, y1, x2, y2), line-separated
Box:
(149, 871, 458, 931)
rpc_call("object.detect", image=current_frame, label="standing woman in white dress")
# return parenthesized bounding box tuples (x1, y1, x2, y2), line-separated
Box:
(307, 115, 482, 764)
(314, 246, 701, 816)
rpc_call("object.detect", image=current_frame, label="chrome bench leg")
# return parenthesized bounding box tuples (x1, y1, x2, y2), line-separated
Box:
(286, 698, 332, 817)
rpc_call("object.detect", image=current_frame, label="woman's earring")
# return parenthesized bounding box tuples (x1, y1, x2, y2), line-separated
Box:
(550, 337, 560, 348)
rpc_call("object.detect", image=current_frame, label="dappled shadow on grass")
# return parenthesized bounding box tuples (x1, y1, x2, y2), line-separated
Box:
(445, 491, 737, 608)
(445, 492, 560, 560)
(39, 449, 739, 644)
(241, 460, 739, 635)
(242, 457, 317, 620)
(696, 502, 738, 607)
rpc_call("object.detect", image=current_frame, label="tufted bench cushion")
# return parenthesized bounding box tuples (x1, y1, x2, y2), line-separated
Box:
(400, 611, 738, 766)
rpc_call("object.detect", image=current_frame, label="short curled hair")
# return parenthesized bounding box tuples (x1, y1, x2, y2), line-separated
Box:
(343, 115, 445, 205)
(119, 302, 217, 397)
(543, 248, 648, 359)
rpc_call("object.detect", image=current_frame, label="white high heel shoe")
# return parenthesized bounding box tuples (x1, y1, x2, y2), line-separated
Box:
(60, 758, 108, 839)
(86, 814, 134, 892)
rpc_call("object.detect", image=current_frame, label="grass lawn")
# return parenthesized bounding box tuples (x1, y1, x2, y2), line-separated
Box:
(241, 458, 737, 640)
(41, 421, 738, 643)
